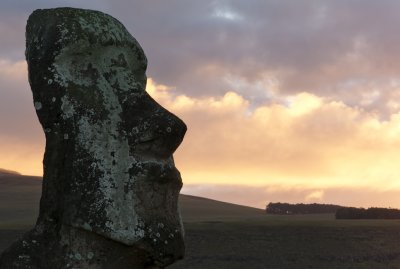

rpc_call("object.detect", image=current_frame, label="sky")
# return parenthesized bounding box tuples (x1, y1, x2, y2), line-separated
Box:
(1, 0, 400, 208)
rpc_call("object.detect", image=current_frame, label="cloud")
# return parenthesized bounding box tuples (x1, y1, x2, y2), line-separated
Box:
(0, 59, 42, 140)
(182, 184, 400, 209)
(0, 1, 109, 61)
(305, 190, 324, 202)
(2, 1, 400, 115)
(0, 59, 44, 175)
(148, 78, 400, 193)
(0, 137, 43, 176)
(91, 0, 400, 117)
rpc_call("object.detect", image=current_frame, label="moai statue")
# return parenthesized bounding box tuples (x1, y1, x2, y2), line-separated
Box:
(0, 7, 186, 269)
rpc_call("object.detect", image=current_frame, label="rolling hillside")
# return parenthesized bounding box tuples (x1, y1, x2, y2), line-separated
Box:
(0, 170, 265, 227)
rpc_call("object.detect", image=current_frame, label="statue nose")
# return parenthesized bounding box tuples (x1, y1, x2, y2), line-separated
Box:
(133, 99, 187, 158)
(152, 109, 187, 157)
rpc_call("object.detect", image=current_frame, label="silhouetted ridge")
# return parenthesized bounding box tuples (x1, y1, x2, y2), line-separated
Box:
(336, 207, 400, 219)
(0, 168, 20, 176)
(266, 202, 400, 219)
(266, 202, 342, 215)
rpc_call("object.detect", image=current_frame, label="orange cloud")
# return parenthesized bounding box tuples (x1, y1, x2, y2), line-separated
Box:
(147, 79, 400, 194)
(182, 184, 400, 209)
(0, 59, 27, 80)
(0, 137, 44, 176)
(305, 190, 324, 202)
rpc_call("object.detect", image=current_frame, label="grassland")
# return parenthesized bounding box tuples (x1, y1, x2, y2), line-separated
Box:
(1, 174, 400, 268)
(170, 216, 400, 269)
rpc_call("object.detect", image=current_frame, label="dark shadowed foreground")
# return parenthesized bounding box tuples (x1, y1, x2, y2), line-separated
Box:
(1, 173, 400, 269)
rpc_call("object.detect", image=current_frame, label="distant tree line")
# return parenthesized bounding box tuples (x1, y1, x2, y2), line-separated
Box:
(335, 207, 400, 219)
(266, 202, 342, 215)
(266, 202, 400, 219)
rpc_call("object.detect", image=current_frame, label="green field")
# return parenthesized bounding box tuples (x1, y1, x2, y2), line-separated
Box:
(1, 174, 400, 268)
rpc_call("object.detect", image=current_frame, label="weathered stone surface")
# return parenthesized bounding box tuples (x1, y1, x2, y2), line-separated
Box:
(0, 7, 186, 269)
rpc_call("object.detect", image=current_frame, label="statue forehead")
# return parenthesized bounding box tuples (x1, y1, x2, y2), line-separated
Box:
(26, 8, 147, 72)
(29, 8, 135, 44)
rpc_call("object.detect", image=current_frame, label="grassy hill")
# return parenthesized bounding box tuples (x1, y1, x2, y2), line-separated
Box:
(0, 172, 41, 228)
(0, 172, 266, 227)
(0, 168, 20, 175)
(179, 194, 265, 222)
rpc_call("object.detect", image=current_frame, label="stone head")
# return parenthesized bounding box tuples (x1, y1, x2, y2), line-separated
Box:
(25, 7, 186, 264)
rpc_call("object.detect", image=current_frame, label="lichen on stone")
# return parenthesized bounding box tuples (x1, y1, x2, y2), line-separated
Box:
(1, 7, 186, 269)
